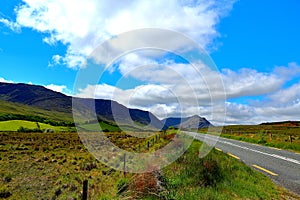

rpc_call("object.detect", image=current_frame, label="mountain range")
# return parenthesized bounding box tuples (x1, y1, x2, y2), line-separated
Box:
(0, 82, 213, 130)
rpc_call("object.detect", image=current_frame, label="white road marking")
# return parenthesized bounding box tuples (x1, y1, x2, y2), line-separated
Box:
(185, 132, 300, 166)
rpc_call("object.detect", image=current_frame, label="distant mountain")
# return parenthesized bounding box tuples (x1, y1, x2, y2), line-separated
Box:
(0, 82, 212, 130)
(178, 115, 213, 129)
(0, 82, 72, 113)
(0, 82, 163, 130)
(162, 115, 212, 130)
(161, 117, 184, 129)
(73, 98, 163, 129)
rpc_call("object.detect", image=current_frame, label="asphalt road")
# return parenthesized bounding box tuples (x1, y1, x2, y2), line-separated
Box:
(184, 131, 300, 196)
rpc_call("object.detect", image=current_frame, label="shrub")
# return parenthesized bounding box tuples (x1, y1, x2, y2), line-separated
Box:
(3, 174, 12, 183)
(117, 178, 129, 195)
(128, 172, 159, 198)
(200, 159, 222, 187)
(0, 186, 11, 198)
(17, 126, 42, 133)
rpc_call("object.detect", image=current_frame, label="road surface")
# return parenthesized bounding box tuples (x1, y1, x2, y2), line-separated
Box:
(184, 131, 300, 196)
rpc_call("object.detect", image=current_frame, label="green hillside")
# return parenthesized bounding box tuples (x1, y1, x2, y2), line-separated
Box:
(0, 120, 75, 132)
(0, 100, 73, 122)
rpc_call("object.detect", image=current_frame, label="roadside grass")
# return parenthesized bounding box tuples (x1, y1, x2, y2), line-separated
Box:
(0, 120, 75, 132)
(221, 133, 300, 152)
(200, 125, 300, 153)
(162, 141, 297, 200)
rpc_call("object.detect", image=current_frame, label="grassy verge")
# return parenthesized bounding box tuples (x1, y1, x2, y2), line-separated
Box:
(220, 132, 300, 153)
(162, 141, 298, 200)
(199, 124, 300, 153)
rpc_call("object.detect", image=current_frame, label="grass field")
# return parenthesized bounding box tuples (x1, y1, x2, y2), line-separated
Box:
(79, 122, 121, 132)
(200, 124, 300, 153)
(0, 131, 298, 199)
(0, 131, 169, 199)
(0, 120, 75, 132)
(79, 121, 159, 132)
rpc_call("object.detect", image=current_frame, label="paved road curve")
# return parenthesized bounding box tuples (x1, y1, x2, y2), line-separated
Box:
(184, 131, 300, 196)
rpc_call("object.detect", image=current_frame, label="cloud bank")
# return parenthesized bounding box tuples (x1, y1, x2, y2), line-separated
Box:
(2, 0, 235, 68)
(76, 62, 300, 125)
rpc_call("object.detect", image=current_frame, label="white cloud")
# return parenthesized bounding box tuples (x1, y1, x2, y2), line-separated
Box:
(44, 84, 68, 94)
(222, 68, 283, 98)
(48, 54, 63, 66)
(0, 77, 14, 83)
(0, 18, 20, 32)
(75, 62, 300, 124)
(274, 62, 300, 80)
(269, 82, 300, 105)
(6, 0, 236, 68)
(0, 78, 71, 96)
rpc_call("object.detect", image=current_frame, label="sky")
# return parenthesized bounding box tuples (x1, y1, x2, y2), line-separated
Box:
(0, 0, 300, 125)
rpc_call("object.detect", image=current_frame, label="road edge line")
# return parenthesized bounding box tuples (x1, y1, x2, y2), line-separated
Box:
(215, 147, 222, 152)
(227, 153, 240, 160)
(252, 164, 278, 176)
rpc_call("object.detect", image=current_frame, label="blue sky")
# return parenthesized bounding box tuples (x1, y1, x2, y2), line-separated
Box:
(0, 0, 300, 124)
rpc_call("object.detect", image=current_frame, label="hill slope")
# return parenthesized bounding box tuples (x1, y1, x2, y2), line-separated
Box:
(0, 83, 164, 129)
(0, 100, 73, 123)
(0, 82, 212, 130)
(162, 115, 213, 130)
(0, 82, 72, 113)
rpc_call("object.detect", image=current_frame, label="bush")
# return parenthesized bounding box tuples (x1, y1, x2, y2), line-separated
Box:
(17, 126, 42, 133)
(0, 186, 11, 198)
(200, 159, 222, 187)
(3, 174, 12, 183)
(117, 178, 129, 195)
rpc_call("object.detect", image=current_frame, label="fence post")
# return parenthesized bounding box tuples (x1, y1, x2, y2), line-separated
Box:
(147, 141, 149, 150)
(123, 153, 126, 176)
(82, 180, 88, 200)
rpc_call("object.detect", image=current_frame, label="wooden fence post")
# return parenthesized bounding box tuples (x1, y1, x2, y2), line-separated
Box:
(82, 180, 88, 200)
(123, 153, 126, 176)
